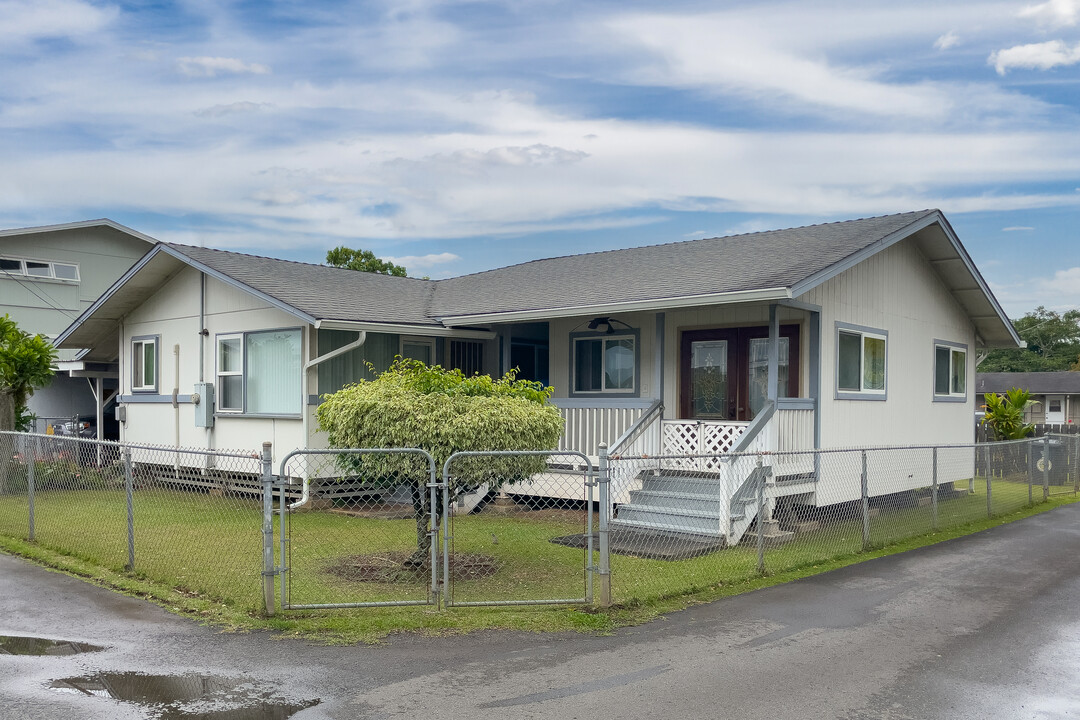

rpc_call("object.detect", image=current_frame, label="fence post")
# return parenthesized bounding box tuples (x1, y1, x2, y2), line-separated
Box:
(597, 444, 612, 607)
(122, 447, 135, 570)
(756, 454, 766, 574)
(988, 444, 995, 518)
(1074, 435, 1079, 495)
(861, 450, 870, 551)
(1043, 435, 1051, 502)
(931, 447, 938, 532)
(24, 435, 34, 542)
(261, 442, 275, 616)
(1028, 440, 1034, 505)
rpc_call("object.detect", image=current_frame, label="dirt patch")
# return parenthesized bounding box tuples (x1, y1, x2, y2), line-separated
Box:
(326, 551, 498, 583)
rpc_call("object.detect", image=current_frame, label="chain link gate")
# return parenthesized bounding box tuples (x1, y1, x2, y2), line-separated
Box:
(441, 450, 595, 607)
(277, 448, 440, 610)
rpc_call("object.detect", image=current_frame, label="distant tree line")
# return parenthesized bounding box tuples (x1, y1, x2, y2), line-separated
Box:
(979, 307, 1080, 372)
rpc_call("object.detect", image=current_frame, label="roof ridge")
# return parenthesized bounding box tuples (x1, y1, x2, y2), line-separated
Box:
(435, 209, 937, 284)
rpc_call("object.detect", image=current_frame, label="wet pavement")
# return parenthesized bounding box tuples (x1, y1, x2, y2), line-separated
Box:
(3, 503, 1080, 719)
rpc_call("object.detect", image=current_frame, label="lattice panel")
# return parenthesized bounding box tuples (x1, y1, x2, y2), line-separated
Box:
(662, 421, 748, 471)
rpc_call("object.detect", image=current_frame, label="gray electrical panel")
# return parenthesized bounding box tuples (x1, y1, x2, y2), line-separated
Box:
(194, 382, 215, 428)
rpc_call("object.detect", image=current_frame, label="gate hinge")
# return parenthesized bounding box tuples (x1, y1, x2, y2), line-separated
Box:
(263, 566, 287, 577)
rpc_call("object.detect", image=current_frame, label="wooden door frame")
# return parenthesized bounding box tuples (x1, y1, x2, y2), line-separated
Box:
(679, 325, 800, 420)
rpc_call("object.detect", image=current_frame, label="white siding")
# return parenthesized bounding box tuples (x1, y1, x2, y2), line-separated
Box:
(120, 266, 308, 469)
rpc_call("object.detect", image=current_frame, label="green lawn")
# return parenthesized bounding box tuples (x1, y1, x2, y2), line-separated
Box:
(0, 474, 1074, 642)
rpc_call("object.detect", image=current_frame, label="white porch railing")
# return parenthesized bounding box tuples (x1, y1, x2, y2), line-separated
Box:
(553, 400, 653, 459)
(775, 402, 816, 476)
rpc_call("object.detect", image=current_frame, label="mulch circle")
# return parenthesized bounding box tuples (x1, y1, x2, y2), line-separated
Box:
(326, 551, 498, 583)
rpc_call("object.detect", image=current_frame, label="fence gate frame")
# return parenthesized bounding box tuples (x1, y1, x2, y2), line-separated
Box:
(441, 450, 597, 608)
(276, 447, 440, 611)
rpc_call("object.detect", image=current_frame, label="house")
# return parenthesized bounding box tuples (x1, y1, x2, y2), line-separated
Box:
(55, 209, 1019, 544)
(976, 372, 1080, 425)
(0, 220, 156, 435)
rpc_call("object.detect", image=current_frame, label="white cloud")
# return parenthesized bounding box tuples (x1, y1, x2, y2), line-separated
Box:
(0, 0, 117, 43)
(1019, 0, 1080, 27)
(990, 40, 1080, 74)
(993, 266, 1080, 314)
(384, 252, 460, 270)
(176, 57, 271, 78)
(194, 101, 272, 118)
(934, 31, 961, 50)
(1002, 225, 1035, 231)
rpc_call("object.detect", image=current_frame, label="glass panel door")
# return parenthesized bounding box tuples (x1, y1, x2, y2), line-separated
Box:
(747, 337, 789, 419)
(689, 340, 729, 419)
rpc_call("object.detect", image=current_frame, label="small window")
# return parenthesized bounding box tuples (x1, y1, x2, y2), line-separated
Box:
(933, 342, 967, 400)
(0, 256, 80, 281)
(449, 339, 484, 376)
(836, 326, 887, 397)
(0, 259, 21, 273)
(217, 335, 244, 412)
(24, 261, 50, 277)
(401, 337, 436, 365)
(53, 263, 80, 280)
(573, 334, 637, 393)
(132, 337, 157, 392)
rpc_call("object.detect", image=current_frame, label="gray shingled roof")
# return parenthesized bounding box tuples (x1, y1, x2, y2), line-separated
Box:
(167, 210, 938, 324)
(165, 244, 441, 326)
(976, 372, 1080, 394)
(430, 210, 936, 318)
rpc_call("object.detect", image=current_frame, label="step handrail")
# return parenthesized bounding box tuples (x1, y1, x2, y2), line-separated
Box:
(609, 399, 664, 457)
(727, 399, 776, 455)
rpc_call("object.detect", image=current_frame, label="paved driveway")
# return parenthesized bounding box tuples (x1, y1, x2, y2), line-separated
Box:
(3, 504, 1080, 719)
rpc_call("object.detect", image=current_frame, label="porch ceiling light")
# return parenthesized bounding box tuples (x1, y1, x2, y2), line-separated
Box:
(587, 317, 612, 334)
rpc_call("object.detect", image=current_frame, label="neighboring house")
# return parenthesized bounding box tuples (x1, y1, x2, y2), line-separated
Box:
(56, 209, 1019, 544)
(976, 372, 1080, 425)
(0, 220, 156, 434)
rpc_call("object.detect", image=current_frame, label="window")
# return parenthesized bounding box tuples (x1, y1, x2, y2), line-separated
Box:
(933, 341, 967, 400)
(0, 256, 80, 281)
(400, 336, 436, 365)
(215, 328, 302, 415)
(131, 337, 157, 392)
(449, 339, 484, 376)
(572, 333, 637, 394)
(836, 324, 887, 398)
(217, 334, 243, 412)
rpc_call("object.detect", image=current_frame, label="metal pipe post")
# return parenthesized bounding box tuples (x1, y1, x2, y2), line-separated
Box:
(1028, 441, 1034, 505)
(597, 444, 612, 607)
(261, 442, 275, 616)
(988, 444, 995, 518)
(122, 447, 135, 570)
(432, 459, 441, 606)
(931, 447, 938, 532)
(1043, 435, 1051, 502)
(861, 450, 870, 550)
(279, 471, 288, 610)
(586, 462, 595, 604)
(24, 435, 34, 541)
(756, 455, 766, 574)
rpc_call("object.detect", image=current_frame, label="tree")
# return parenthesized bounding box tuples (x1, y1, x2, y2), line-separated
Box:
(325, 246, 407, 276)
(0, 315, 57, 431)
(316, 359, 563, 565)
(979, 307, 1080, 372)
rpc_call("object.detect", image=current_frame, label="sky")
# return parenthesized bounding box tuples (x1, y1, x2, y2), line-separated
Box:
(1, 0, 1079, 317)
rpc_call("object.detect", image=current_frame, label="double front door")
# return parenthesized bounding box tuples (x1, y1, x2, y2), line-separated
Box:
(680, 326, 800, 421)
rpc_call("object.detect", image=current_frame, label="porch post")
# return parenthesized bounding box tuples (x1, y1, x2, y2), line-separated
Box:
(767, 304, 779, 401)
(809, 309, 821, 450)
(654, 312, 665, 404)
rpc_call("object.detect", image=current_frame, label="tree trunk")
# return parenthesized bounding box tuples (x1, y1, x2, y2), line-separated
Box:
(0, 390, 15, 432)
(404, 481, 431, 568)
(0, 390, 14, 494)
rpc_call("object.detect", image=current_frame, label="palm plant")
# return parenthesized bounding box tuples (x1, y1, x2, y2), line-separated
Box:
(981, 388, 1039, 440)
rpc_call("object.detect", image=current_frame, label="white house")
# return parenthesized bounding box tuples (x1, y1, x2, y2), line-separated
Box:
(56, 209, 1019, 543)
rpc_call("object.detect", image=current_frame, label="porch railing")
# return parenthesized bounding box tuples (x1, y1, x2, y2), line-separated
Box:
(553, 399, 653, 459)
(775, 400, 816, 477)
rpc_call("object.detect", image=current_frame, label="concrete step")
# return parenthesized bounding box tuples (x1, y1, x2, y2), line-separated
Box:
(628, 489, 726, 513)
(611, 516, 725, 539)
(616, 505, 722, 535)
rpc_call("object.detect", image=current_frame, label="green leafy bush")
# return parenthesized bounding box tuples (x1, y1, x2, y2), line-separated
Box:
(981, 388, 1038, 440)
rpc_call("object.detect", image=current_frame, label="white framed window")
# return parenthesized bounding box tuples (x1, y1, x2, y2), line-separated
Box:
(400, 336, 436, 365)
(571, 332, 638, 395)
(215, 328, 302, 416)
(0, 256, 80, 282)
(836, 323, 887, 399)
(216, 334, 244, 413)
(131, 336, 158, 392)
(933, 341, 967, 401)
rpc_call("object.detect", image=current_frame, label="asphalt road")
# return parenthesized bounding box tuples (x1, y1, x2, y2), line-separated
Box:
(3, 504, 1080, 719)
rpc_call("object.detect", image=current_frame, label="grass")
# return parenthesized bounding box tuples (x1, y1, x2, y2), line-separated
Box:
(0, 475, 1076, 643)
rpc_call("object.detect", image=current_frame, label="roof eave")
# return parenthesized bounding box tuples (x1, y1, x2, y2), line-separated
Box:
(0, 218, 158, 244)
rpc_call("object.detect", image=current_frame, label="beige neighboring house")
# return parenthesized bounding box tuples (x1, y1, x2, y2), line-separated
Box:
(0, 219, 156, 434)
(976, 372, 1080, 426)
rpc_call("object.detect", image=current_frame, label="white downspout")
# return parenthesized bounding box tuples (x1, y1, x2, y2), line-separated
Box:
(173, 343, 180, 472)
(291, 329, 368, 510)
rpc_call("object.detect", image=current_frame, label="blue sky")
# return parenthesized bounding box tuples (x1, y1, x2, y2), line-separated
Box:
(2, 0, 1079, 316)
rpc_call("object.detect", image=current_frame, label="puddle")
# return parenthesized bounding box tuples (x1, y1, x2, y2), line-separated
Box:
(50, 672, 319, 719)
(0, 635, 104, 656)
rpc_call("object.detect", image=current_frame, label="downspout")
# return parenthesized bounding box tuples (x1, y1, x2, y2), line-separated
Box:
(199, 272, 213, 454)
(173, 343, 180, 473)
(291, 329, 368, 510)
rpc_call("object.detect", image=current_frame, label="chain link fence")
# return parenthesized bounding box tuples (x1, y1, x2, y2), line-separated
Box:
(606, 435, 1078, 603)
(0, 432, 1075, 615)
(0, 431, 265, 612)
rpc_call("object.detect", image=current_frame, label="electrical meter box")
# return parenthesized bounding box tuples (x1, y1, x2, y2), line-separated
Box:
(194, 382, 215, 428)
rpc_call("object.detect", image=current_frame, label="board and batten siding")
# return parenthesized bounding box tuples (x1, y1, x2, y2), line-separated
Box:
(797, 236, 977, 502)
(120, 265, 308, 466)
